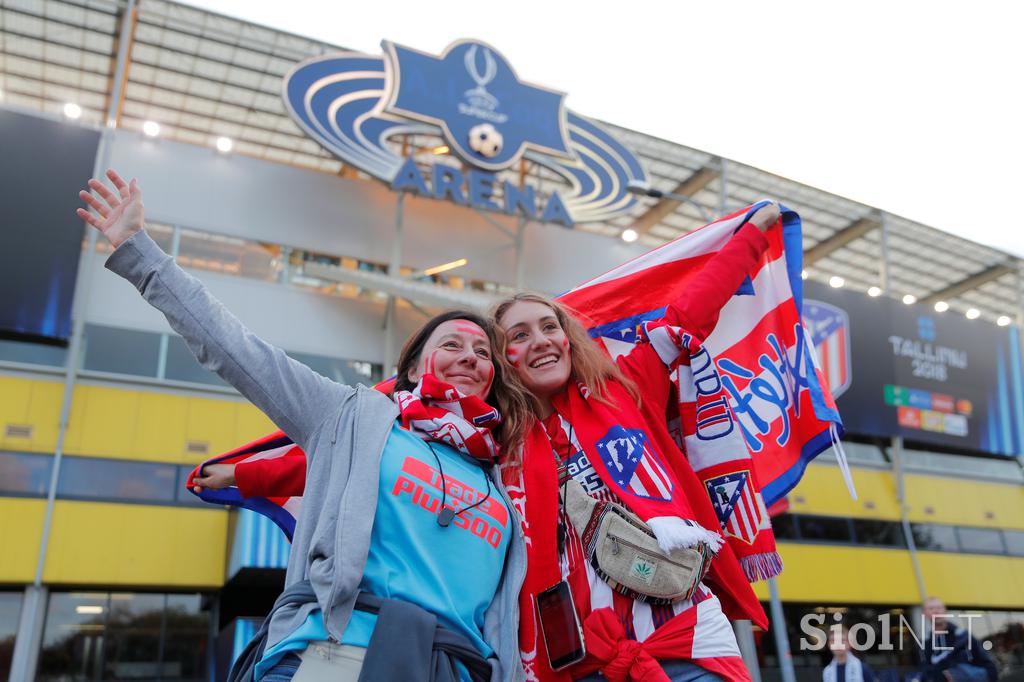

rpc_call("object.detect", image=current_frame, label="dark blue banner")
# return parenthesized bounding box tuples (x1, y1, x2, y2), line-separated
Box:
(804, 282, 1023, 456)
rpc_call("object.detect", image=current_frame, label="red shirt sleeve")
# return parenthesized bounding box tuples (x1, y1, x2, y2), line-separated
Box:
(664, 222, 770, 339)
(234, 455, 306, 498)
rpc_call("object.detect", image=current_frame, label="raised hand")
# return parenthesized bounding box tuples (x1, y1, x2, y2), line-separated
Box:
(192, 463, 237, 493)
(77, 169, 145, 248)
(748, 201, 781, 233)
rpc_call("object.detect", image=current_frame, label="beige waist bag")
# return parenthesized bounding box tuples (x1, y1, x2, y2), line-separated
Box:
(563, 478, 711, 605)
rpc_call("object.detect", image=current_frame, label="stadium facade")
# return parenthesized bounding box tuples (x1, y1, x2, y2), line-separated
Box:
(1, 1, 1022, 680)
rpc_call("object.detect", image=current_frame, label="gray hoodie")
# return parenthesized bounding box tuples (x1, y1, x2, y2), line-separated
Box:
(106, 230, 527, 682)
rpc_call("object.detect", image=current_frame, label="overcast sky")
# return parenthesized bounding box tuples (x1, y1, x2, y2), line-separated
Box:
(187, 0, 1024, 257)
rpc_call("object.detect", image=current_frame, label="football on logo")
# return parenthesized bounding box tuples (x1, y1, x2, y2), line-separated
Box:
(468, 123, 503, 158)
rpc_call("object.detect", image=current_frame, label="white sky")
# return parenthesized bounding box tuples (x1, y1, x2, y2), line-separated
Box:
(187, 0, 1024, 256)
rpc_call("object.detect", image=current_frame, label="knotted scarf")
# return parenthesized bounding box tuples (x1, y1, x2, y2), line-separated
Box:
(393, 373, 502, 463)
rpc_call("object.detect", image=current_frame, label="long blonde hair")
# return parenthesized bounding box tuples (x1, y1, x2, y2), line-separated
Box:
(491, 292, 640, 411)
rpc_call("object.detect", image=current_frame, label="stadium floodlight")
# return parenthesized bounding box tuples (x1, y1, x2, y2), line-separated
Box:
(934, 301, 949, 312)
(829, 276, 844, 288)
(867, 286, 882, 297)
(215, 136, 233, 153)
(63, 102, 82, 119)
(621, 228, 639, 243)
(965, 308, 981, 320)
(902, 294, 917, 305)
(801, 269, 808, 280)
(143, 121, 161, 137)
(997, 315, 1012, 327)
(626, 179, 711, 223)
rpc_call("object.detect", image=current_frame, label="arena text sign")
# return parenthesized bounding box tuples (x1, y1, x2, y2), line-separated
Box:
(282, 39, 647, 227)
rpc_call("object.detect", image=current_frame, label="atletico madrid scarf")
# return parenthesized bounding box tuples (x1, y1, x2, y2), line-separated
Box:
(393, 373, 502, 463)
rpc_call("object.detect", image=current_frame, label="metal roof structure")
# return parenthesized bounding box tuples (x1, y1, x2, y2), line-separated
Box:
(4, 0, 1021, 325)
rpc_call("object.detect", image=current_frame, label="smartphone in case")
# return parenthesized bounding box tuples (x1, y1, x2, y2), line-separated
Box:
(536, 580, 586, 671)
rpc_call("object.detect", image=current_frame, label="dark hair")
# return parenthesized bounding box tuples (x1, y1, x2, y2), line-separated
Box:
(394, 309, 532, 453)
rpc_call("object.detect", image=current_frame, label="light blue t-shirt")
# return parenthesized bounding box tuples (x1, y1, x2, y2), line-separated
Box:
(256, 423, 511, 679)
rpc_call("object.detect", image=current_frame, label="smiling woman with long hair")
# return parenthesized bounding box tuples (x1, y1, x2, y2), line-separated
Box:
(76, 169, 533, 682)
(492, 203, 780, 682)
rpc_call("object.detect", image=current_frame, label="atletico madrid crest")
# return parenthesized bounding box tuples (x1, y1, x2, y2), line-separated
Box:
(706, 470, 768, 545)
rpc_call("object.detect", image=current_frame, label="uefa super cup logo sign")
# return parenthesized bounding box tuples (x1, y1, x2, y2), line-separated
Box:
(282, 39, 647, 226)
(462, 45, 502, 117)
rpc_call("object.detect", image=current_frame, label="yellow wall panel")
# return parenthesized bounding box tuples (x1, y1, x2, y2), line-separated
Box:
(918, 552, 1024, 608)
(0, 498, 45, 583)
(132, 391, 190, 462)
(23, 379, 64, 453)
(234, 403, 276, 446)
(904, 475, 1024, 530)
(0, 377, 64, 453)
(65, 385, 141, 458)
(789, 465, 901, 519)
(184, 396, 240, 464)
(753, 544, 920, 604)
(43, 501, 228, 588)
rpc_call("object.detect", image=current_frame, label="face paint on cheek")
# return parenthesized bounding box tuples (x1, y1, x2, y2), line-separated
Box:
(425, 350, 439, 377)
(481, 363, 495, 397)
(506, 346, 520, 367)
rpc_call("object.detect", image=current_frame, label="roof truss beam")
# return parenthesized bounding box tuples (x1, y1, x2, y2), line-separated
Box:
(804, 216, 880, 265)
(633, 166, 719, 235)
(919, 263, 1016, 305)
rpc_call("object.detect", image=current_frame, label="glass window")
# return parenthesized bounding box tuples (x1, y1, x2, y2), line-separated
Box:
(163, 335, 229, 387)
(771, 513, 798, 541)
(0, 592, 22, 682)
(162, 595, 208, 679)
(38, 592, 109, 681)
(82, 324, 161, 378)
(1003, 530, 1024, 557)
(0, 452, 52, 496)
(37, 591, 210, 682)
(175, 466, 210, 507)
(957, 526, 1006, 554)
(912, 524, 959, 552)
(0, 336, 67, 368)
(89, 222, 173, 258)
(796, 515, 853, 543)
(816, 440, 888, 465)
(103, 593, 164, 679)
(58, 457, 177, 504)
(852, 519, 906, 547)
(287, 350, 377, 386)
(177, 229, 280, 282)
(902, 447, 1024, 483)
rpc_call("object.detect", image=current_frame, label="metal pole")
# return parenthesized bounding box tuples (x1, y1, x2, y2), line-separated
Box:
(879, 210, 892, 294)
(382, 191, 405, 374)
(718, 157, 729, 219)
(734, 620, 762, 682)
(892, 436, 928, 601)
(514, 214, 526, 289)
(768, 578, 797, 682)
(8, 4, 137, 680)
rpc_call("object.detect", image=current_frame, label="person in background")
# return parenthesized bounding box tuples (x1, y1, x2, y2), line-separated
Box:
(916, 597, 997, 682)
(823, 626, 875, 682)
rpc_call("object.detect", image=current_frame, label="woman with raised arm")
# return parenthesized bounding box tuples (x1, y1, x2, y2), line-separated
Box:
(77, 170, 533, 682)
(492, 204, 780, 682)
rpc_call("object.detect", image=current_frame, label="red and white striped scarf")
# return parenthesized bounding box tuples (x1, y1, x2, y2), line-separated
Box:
(641, 321, 781, 581)
(393, 373, 502, 463)
(504, 401, 750, 682)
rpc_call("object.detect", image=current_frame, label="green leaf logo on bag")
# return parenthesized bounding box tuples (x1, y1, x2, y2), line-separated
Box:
(630, 555, 657, 584)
